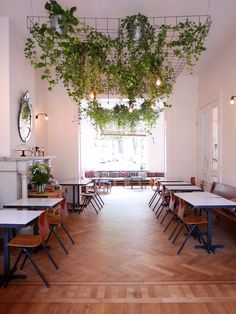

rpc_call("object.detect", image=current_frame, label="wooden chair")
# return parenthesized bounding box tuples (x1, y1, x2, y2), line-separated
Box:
(190, 177, 196, 185)
(149, 180, 162, 209)
(163, 191, 178, 231)
(46, 199, 75, 255)
(6, 212, 58, 288)
(172, 198, 208, 254)
(155, 185, 169, 220)
(80, 181, 103, 214)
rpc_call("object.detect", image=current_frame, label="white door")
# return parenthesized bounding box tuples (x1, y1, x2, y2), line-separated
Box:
(199, 97, 222, 190)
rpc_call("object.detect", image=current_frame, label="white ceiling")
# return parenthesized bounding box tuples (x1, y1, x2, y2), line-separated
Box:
(1, 0, 236, 73)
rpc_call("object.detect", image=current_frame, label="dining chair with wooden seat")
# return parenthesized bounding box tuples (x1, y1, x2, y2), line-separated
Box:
(149, 180, 162, 209)
(155, 185, 170, 220)
(87, 180, 104, 207)
(6, 212, 59, 288)
(162, 191, 178, 230)
(171, 198, 208, 254)
(46, 198, 75, 254)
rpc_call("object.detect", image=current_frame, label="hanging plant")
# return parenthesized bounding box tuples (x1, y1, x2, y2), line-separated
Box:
(25, 0, 211, 133)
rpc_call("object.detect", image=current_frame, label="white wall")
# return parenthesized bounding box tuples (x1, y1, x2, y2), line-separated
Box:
(0, 18, 10, 156)
(199, 36, 236, 186)
(165, 74, 198, 180)
(46, 83, 80, 181)
(9, 21, 36, 153)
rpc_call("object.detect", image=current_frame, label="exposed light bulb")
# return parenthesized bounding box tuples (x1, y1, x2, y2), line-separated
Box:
(156, 77, 161, 87)
(230, 97, 235, 105)
(90, 92, 94, 100)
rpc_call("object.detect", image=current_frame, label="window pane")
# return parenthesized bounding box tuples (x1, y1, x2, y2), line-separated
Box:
(201, 111, 208, 170)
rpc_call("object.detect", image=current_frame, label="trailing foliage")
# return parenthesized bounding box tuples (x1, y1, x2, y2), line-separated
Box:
(25, 0, 211, 133)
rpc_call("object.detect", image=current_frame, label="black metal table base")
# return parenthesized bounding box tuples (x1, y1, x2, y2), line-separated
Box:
(195, 243, 224, 254)
(0, 273, 26, 286)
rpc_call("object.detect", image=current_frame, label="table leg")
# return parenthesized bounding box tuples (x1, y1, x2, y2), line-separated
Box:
(195, 208, 224, 253)
(77, 185, 80, 206)
(72, 185, 75, 211)
(0, 228, 26, 286)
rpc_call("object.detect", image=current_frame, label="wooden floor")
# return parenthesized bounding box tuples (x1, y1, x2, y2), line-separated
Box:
(1, 187, 236, 313)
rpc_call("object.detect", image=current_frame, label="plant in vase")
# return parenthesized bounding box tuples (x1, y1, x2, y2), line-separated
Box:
(29, 162, 51, 193)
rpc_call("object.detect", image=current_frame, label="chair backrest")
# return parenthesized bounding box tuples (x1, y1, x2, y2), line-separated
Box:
(210, 181, 236, 199)
(60, 198, 69, 220)
(177, 198, 186, 220)
(190, 177, 196, 185)
(38, 211, 51, 241)
(161, 185, 166, 201)
(169, 191, 176, 211)
(199, 180, 205, 191)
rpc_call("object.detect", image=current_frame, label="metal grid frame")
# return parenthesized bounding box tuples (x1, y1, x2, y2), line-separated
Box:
(27, 14, 210, 80)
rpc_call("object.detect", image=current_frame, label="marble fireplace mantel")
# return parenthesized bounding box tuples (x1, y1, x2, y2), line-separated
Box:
(0, 156, 55, 208)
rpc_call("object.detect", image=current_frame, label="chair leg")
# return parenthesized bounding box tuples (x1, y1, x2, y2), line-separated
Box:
(177, 225, 196, 255)
(156, 205, 166, 219)
(50, 227, 69, 255)
(20, 250, 32, 270)
(172, 224, 185, 244)
(89, 198, 98, 214)
(41, 244, 59, 269)
(95, 194, 103, 207)
(163, 214, 176, 232)
(149, 192, 157, 207)
(155, 202, 163, 215)
(23, 249, 50, 288)
(45, 229, 53, 245)
(93, 195, 102, 210)
(97, 193, 104, 205)
(160, 209, 170, 224)
(152, 196, 161, 212)
(61, 223, 75, 244)
(168, 220, 182, 240)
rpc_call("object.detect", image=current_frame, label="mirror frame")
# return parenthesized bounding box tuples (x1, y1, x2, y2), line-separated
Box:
(18, 90, 33, 142)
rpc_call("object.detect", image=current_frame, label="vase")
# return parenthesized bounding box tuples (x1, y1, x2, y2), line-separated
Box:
(37, 184, 45, 193)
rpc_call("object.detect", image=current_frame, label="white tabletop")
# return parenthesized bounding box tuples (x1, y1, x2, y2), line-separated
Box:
(175, 192, 236, 208)
(161, 181, 191, 186)
(60, 179, 92, 186)
(166, 185, 202, 191)
(157, 178, 182, 182)
(0, 209, 44, 227)
(3, 198, 63, 209)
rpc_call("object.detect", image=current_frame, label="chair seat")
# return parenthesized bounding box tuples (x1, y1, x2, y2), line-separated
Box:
(8, 234, 41, 248)
(183, 215, 207, 225)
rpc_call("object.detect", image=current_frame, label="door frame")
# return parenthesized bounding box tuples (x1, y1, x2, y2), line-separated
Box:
(198, 91, 222, 190)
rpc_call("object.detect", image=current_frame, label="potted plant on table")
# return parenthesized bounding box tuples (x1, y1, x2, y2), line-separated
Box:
(29, 162, 51, 193)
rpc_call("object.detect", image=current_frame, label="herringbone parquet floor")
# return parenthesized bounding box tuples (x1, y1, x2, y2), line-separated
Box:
(0, 187, 236, 313)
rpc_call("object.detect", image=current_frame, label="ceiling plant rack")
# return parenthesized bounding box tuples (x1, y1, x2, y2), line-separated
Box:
(25, 0, 211, 133)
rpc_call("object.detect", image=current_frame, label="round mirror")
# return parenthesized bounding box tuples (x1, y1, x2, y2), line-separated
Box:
(18, 91, 32, 142)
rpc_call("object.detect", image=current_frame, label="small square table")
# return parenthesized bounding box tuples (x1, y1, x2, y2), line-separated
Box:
(60, 179, 92, 211)
(3, 198, 63, 210)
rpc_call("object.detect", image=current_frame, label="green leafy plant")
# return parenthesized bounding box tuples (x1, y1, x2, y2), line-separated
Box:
(29, 162, 51, 185)
(21, 102, 31, 121)
(25, 0, 211, 133)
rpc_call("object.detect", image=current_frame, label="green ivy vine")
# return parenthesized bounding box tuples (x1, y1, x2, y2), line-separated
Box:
(25, 0, 211, 133)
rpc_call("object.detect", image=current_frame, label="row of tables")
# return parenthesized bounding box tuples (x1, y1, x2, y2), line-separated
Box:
(153, 178, 236, 253)
(0, 179, 92, 285)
